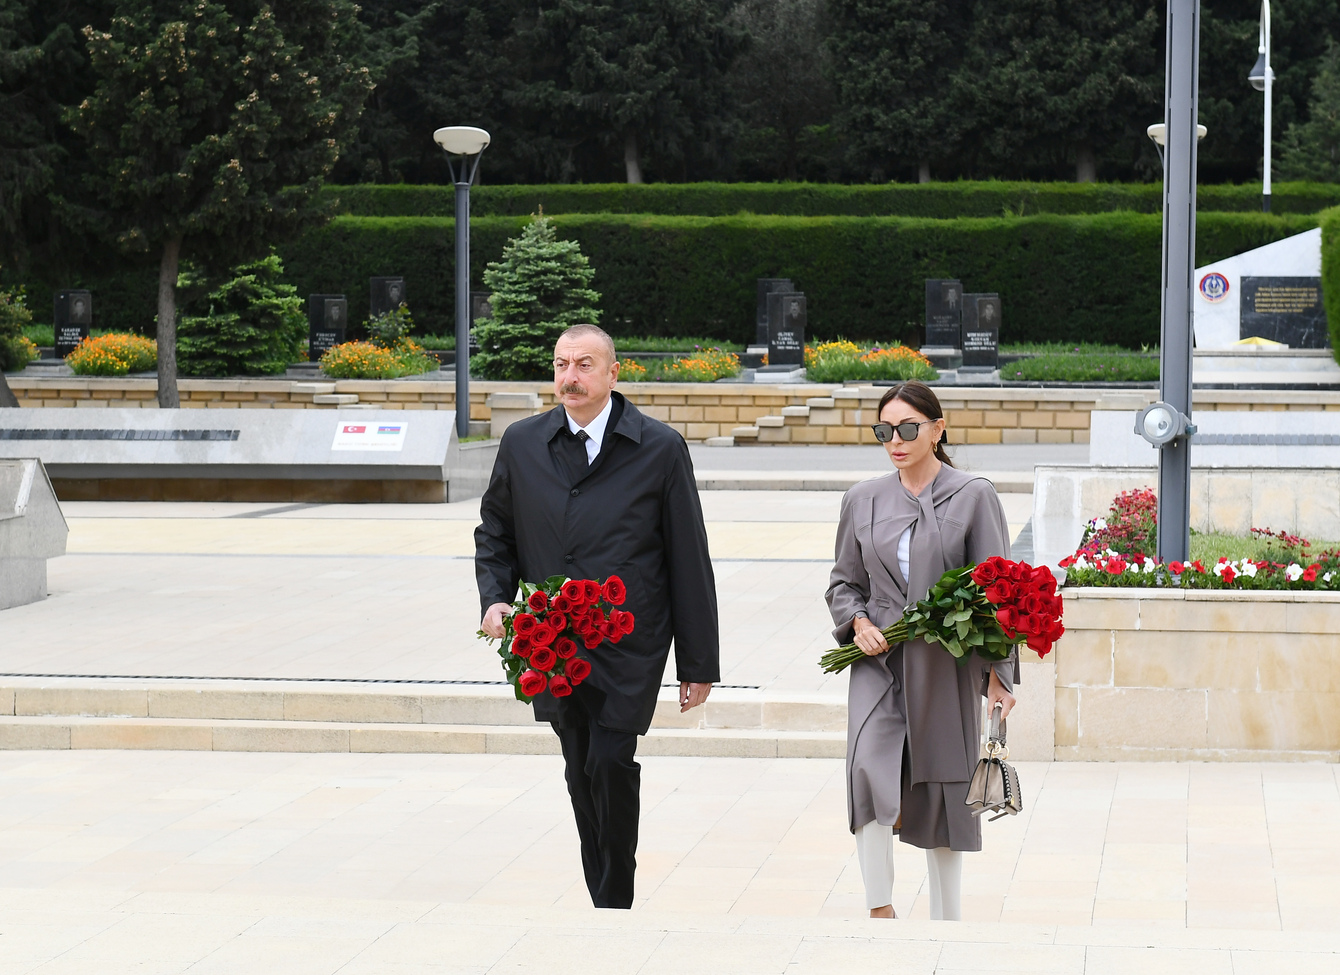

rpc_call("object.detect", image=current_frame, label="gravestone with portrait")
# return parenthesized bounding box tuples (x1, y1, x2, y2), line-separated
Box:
(961, 293, 1001, 370)
(369, 277, 406, 319)
(764, 291, 806, 369)
(54, 290, 93, 359)
(308, 294, 347, 360)
(755, 278, 795, 345)
(922, 279, 964, 370)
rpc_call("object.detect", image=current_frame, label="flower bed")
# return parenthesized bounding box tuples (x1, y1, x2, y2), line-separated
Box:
(66, 334, 157, 376)
(318, 339, 439, 379)
(803, 340, 937, 383)
(620, 348, 740, 382)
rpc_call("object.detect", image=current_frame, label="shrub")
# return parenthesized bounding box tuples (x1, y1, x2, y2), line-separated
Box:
(67, 334, 157, 376)
(177, 255, 305, 376)
(318, 339, 438, 379)
(803, 341, 937, 383)
(367, 303, 414, 348)
(324, 181, 1340, 219)
(279, 211, 1318, 348)
(0, 282, 35, 371)
(623, 348, 741, 382)
(472, 214, 602, 380)
(1002, 353, 1160, 383)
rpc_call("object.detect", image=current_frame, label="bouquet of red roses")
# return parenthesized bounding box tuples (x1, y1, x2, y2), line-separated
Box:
(819, 556, 1064, 674)
(479, 575, 635, 702)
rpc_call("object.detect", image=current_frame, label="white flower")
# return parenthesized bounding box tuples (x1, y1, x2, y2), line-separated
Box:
(1285, 563, 1304, 581)
(1325, 572, 1334, 583)
(1127, 562, 1143, 575)
(1072, 554, 1091, 571)
(1090, 518, 1108, 532)
(1238, 560, 1258, 579)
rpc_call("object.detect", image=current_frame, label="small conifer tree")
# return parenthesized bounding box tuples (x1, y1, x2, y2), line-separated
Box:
(177, 254, 305, 377)
(473, 213, 601, 380)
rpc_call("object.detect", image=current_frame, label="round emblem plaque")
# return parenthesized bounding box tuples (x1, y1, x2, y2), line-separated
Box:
(1198, 272, 1229, 303)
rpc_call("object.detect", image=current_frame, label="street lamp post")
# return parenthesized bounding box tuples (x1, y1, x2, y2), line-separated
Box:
(433, 126, 491, 439)
(1248, 1, 1273, 212)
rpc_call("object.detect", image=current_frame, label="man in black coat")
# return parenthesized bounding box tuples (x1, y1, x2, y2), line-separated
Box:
(475, 323, 720, 909)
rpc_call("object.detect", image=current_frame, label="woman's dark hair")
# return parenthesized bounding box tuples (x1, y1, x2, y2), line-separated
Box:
(876, 381, 954, 467)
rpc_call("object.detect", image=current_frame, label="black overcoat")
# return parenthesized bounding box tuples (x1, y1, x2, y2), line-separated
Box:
(475, 392, 721, 734)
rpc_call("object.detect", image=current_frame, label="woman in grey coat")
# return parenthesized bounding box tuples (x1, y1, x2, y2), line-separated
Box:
(826, 381, 1018, 921)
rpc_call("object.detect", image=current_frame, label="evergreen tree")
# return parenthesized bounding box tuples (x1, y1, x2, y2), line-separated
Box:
(68, 1, 371, 407)
(1278, 40, 1340, 180)
(473, 214, 601, 381)
(0, 279, 33, 405)
(177, 253, 305, 376)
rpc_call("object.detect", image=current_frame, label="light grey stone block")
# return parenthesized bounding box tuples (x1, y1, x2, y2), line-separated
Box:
(0, 459, 67, 611)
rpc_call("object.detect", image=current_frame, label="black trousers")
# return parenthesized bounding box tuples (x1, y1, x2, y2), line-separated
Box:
(552, 717, 641, 909)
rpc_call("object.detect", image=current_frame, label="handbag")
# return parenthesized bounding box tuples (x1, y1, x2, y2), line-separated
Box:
(964, 704, 1022, 821)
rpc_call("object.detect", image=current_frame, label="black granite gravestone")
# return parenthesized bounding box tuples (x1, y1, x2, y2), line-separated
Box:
(1240, 277, 1327, 348)
(924, 279, 963, 348)
(765, 291, 806, 367)
(756, 278, 795, 345)
(54, 290, 92, 358)
(961, 293, 1001, 369)
(369, 277, 406, 318)
(308, 294, 347, 359)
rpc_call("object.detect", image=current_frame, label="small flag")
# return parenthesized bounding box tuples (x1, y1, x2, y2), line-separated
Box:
(343, 425, 366, 434)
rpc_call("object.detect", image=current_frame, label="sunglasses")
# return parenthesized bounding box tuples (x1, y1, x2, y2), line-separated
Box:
(871, 420, 934, 443)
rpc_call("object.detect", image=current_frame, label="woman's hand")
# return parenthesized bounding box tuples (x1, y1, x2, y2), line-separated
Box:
(987, 668, 1016, 720)
(853, 617, 890, 656)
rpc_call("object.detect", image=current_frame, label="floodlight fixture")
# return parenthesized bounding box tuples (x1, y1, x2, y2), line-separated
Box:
(1135, 402, 1196, 448)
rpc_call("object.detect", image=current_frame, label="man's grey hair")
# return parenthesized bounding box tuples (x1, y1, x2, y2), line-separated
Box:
(557, 323, 617, 364)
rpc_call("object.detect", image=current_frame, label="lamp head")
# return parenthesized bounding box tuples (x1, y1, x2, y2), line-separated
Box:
(433, 126, 491, 156)
(1135, 402, 1195, 447)
(1146, 123, 1208, 147)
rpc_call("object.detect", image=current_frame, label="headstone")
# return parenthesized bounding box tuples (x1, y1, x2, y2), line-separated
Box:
(470, 292, 492, 355)
(765, 291, 805, 367)
(54, 290, 92, 358)
(308, 294, 347, 360)
(961, 293, 1001, 369)
(1239, 276, 1327, 348)
(924, 279, 963, 348)
(756, 278, 794, 345)
(369, 277, 406, 318)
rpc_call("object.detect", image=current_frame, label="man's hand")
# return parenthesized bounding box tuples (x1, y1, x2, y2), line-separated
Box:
(480, 602, 514, 640)
(680, 682, 712, 713)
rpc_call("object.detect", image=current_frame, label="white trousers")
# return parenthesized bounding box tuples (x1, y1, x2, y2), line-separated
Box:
(855, 820, 963, 920)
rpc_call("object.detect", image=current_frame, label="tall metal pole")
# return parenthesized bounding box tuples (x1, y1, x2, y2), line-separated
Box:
(1261, 0, 1272, 213)
(454, 179, 470, 439)
(1156, 0, 1201, 564)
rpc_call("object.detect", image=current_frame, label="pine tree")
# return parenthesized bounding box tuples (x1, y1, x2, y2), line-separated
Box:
(1278, 40, 1340, 181)
(177, 254, 305, 377)
(473, 214, 601, 381)
(68, 1, 371, 407)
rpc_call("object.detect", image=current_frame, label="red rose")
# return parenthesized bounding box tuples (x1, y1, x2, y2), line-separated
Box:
(1046, 619, 1066, 642)
(614, 610, 635, 635)
(1026, 632, 1053, 657)
(561, 580, 585, 603)
(983, 580, 1013, 605)
(527, 591, 549, 612)
(1021, 592, 1044, 615)
(511, 634, 534, 657)
(1030, 565, 1052, 585)
(567, 657, 592, 683)
(583, 632, 602, 650)
(512, 613, 538, 635)
(546, 612, 567, 632)
(549, 675, 573, 697)
(530, 646, 557, 671)
(589, 607, 606, 625)
(995, 606, 1018, 630)
(971, 561, 999, 585)
(552, 594, 573, 613)
(582, 580, 601, 603)
(602, 576, 627, 605)
(599, 621, 618, 641)
(531, 624, 556, 647)
(554, 637, 579, 659)
(518, 670, 547, 696)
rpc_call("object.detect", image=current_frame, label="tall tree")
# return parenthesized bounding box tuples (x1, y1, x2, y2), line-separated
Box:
(950, 0, 1161, 181)
(1277, 39, 1340, 180)
(68, 1, 371, 407)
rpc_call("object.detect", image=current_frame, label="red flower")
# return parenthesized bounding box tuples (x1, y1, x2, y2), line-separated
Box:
(513, 613, 538, 636)
(549, 675, 573, 697)
(527, 591, 549, 612)
(530, 646, 557, 671)
(582, 580, 601, 603)
(511, 634, 534, 657)
(1007, 562, 1028, 582)
(518, 670, 547, 696)
(995, 606, 1019, 630)
(589, 607, 606, 626)
(531, 624, 556, 647)
(600, 621, 618, 641)
(583, 632, 602, 650)
(1102, 556, 1127, 575)
(1020, 592, 1045, 615)
(1168, 561, 1186, 574)
(1058, 555, 1075, 569)
(602, 576, 627, 605)
(613, 610, 635, 635)
(1046, 619, 1066, 642)
(561, 580, 585, 603)
(983, 580, 1014, 605)
(1027, 613, 1049, 635)
(567, 657, 592, 683)
(971, 561, 1000, 585)
(1303, 564, 1319, 582)
(554, 637, 579, 659)
(551, 594, 573, 613)
(1191, 560, 1207, 573)
(1026, 632, 1053, 657)
(1220, 564, 1237, 584)
(546, 612, 567, 632)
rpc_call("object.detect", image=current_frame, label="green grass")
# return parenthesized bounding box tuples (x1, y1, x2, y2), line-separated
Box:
(615, 336, 744, 353)
(1002, 352, 1160, 383)
(1189, 532, 1340, 564)
(417, 333, 456, 350)
(1000, 341, 1154, 355)
(22, 324, 121, 347)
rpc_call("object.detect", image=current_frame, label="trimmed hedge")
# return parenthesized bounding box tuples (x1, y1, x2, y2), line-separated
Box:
(325, 181, 1340, 220)
(278, 211, 1319, 348)
(1323, 206, 1340, 361)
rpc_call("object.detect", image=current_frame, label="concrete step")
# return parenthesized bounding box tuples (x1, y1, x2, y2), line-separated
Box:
(0, 715, 846, 758)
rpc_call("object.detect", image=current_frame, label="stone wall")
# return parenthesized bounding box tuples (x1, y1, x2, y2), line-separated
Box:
(8, 376, 1340, 445)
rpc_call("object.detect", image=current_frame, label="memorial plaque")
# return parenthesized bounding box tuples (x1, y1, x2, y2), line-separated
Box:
(54, 290, 93, 358)
(369, 277, 406, 318)
(308, 294, 347, 359)
(924, 279, 963, 347)
(961, 293, 1000, 368)
(1240, 276, 1327, 348)
(765, 291, 805, 367)
(756, 278, 794, 345)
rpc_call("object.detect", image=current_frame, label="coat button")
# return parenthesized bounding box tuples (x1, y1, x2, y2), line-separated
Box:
(570, 488, 580, 497)
(564, 554, 574, 564)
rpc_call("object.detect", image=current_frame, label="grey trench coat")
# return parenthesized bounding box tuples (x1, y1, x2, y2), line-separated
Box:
(826, 464, 1018, 851)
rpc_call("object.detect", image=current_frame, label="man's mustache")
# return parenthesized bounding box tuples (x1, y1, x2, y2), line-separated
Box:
(560, 383, 588, 396)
